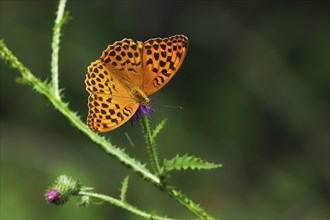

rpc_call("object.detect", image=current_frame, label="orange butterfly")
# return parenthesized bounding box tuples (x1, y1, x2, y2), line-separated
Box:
(85, 35, 188, 132)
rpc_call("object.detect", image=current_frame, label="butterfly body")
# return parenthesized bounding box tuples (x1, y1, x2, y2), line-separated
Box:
(86, 35, 188, 132)
(131, 87, 151, 107)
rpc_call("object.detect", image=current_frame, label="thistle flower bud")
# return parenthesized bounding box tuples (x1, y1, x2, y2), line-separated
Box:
(45, 189, 60, 202)
(45, 175, 81, 205)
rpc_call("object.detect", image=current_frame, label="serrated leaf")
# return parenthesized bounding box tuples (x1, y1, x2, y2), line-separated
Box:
(15, 76, 30, 85)
(120, 176, 129, 202)
(162, 154, 221, 174)
(151, 118, 167, 139)
(77, 195, 91, 207)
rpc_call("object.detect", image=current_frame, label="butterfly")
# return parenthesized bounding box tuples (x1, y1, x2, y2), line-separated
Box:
(85, 35, 188, 132)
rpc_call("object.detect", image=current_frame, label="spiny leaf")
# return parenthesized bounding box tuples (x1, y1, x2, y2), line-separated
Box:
(15, 76, 30, 85)
(77, 195, 91, 207)
(120, 176, 129, 202)
(162, 154, 221, 174)
(151, 118, 167, 140)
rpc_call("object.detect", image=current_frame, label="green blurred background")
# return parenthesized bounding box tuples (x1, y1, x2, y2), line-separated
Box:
(1, 1, 329, 219)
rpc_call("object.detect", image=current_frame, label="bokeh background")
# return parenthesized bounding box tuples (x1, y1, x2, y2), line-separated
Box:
(1, 1, 329, 219)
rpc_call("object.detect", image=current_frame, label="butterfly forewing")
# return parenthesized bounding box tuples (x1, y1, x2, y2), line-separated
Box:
(142, 35, 188, 96)
(100, 39, 144, 89)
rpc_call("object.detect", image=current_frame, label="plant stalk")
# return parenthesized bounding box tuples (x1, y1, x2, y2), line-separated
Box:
(79, 191, 175, 220)
(142, 116, 162, 175)
(51, 0, 67, 100)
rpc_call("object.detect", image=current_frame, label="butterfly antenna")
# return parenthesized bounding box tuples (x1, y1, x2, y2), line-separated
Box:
(125, 132, 135, 148)
(159, 105, 183, 110)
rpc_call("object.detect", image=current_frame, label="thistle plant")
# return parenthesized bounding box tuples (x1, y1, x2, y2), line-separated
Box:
(0, 0, 221, 219)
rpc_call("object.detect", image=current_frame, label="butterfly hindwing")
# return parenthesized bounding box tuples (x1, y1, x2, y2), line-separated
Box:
(142, 35, 188, 96)
(87, 93, 139, 132)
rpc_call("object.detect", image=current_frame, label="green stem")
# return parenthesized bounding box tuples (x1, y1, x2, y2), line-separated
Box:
(51, 0, 67, 100)
(142, 116, 161, 175)
(79, 191, 175, 220)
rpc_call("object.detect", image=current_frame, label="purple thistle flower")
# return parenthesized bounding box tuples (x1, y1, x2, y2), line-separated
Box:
(46, 189, 60, 203)
(131, 104, 155, 126)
